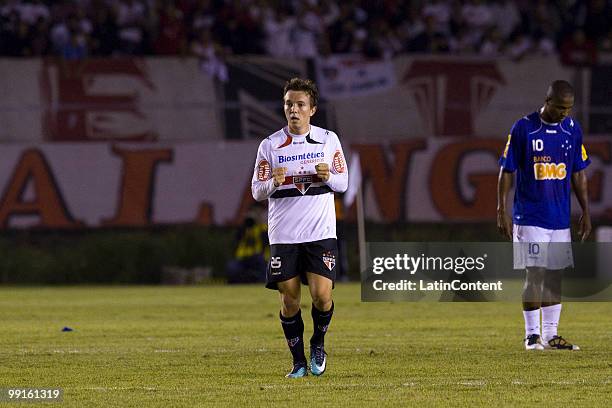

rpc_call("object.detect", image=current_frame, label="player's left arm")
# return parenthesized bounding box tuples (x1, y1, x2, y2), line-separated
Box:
(570, 125, 591, 242)
(571, 170, 591, 242)
(316, 132, 348, 193)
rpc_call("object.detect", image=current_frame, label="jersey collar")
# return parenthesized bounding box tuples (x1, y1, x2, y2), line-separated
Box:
(284, 125, 310, 138)
(539, 106, 559, 126)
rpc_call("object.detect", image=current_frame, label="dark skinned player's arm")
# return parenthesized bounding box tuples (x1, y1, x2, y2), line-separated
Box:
(571, 169, 591, 242)
(497, 167, 513, 240)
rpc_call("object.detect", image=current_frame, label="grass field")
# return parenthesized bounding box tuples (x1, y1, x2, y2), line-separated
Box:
(0, 284, 610, 407)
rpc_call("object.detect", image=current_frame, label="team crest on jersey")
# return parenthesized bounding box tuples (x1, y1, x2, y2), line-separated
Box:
(322, 251, 336, 271)
(333, 150, 345, 173)
(293, 175, 314, 194)
(257, 160, 271, 181)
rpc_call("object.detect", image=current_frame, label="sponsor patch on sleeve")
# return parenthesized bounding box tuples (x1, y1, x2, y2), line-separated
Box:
(257, 160, 271, 181)
(502, 134, 511, 158)
(332, 150, 345, 173)
(581, 144, 588, 161)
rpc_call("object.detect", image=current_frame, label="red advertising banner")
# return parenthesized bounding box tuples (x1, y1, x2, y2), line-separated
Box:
(0, 139, 609, 229)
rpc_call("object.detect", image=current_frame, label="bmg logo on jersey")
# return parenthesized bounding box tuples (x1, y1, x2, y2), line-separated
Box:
(533, 162, 567, 180)
(270, 256, 282, 275)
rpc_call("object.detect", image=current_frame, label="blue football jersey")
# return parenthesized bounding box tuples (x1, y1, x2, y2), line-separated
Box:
(499, 111, 590, 229)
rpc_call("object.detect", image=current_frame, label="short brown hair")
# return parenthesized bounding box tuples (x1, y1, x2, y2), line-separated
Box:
(283, 78, 319, 107)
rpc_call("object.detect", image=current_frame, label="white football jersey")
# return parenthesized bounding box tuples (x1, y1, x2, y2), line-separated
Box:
(251, 125, 348, 244)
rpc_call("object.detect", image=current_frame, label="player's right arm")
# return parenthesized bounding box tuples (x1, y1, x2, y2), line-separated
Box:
(251, 138, 286, 201)
(496, 124, 522, 240)
(497, 168, 513, 240)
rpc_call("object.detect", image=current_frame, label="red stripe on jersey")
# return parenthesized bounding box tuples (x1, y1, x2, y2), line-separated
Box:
(277, 135, 292, 148)
(277, 128, 293, 148)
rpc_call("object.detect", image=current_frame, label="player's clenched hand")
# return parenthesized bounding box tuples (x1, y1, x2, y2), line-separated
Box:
(578, 212, 591, 242)
(315, 163, 330, 182)
(496, 209, 512, 241)
(272, 167, 287, 187)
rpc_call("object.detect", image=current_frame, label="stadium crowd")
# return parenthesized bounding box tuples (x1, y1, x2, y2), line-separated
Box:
(0, 0, 611, 64)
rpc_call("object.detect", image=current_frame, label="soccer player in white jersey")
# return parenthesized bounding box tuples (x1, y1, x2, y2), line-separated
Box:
(251, 78, 348, 377)
(497, 80, 591, 351)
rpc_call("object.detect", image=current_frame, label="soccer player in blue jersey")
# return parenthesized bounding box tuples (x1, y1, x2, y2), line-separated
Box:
(497, 80, 591, 351)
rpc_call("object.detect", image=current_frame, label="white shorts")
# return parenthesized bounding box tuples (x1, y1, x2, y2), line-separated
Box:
(513, 225, 573, 270)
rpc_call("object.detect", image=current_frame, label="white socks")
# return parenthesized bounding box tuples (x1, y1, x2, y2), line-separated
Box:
(523, 309, 541, 337)
(542, 304, 562, 341)
(524, 304, 562, 340)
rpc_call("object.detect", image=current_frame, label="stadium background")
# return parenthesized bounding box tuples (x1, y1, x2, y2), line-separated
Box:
(1, 1, 611, 406)
(1, 57, 611, 282)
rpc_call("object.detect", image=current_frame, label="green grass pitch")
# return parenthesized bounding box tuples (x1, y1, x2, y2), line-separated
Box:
(0, 284, 610, 407)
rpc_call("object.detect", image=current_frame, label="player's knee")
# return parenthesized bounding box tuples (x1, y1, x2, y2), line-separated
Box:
(311, 292, 332, 311)
(280, 294, 300, 316)
(525, 268, 545, 286)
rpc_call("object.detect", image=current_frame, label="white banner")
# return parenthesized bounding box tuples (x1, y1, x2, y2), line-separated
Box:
(0, 58, 222, 143)
(315, 55, 397, 100)
(331, 55, 575, 141)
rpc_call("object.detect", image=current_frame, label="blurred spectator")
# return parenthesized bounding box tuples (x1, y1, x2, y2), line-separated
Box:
(422, 0, 451, 35)
(17, 0, 49, 26)
(225, 205, 269, 284)
(396, 6, 425, 45)
(363, 18, 402, 59)
(90, 5, 119, 56)
(116, 0, 148, 55)
(480, 27, 504, 56)
(0, 0, 609, 60)
(583, 0, 611, 41)
(154, 0, 187, 55)
(190, 0, 215, 33)
(327, 2, 358, 54)
(506, 31, 532, 60)
(61, 29, 88, 59)
(490, 0, 520, 41)
(263, 5, 295, 57)
(451, 24, 480, 54)
(599, 29, 612, 52)
(214, 0, 264, 55)
(597, 29, 612, 63)
(560, 29, 597, 66)
(29, 16, 50, 55)
(461, 0, 494, 47)
(530, 0, 561, 40)
(8, 17, 30, 56)
(532, 25, 557, 55)
(407, 15, 444, 53)
(292, 3, 325, 58)
(190, 28, 228, 82)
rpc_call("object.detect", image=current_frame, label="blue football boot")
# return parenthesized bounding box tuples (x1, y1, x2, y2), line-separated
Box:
(310, 344, 327, 376)
(285, 362, 308, 378)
